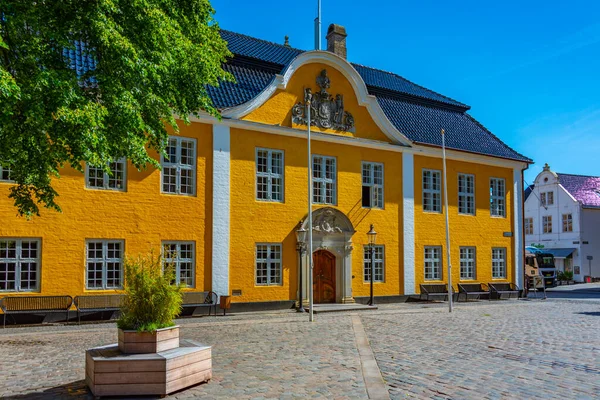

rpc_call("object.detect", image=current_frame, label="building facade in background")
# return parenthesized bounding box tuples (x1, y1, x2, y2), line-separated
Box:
(524, 164, 600, 282)
(0, 25, 531, 306)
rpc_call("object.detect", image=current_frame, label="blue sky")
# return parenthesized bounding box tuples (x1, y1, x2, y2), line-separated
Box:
(214, 0, 599, 184)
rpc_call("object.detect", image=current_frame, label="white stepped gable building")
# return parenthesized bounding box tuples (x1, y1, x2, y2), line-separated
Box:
(524, 164, 600, 282)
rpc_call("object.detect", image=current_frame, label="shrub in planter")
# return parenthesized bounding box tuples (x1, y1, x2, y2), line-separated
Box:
(557, 271, 566, 281)
(563, 270, 574, 281)
(118, 253, 183, 333)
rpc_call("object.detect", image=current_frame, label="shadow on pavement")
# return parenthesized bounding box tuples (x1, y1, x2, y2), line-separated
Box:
(576, 312, 600, 317)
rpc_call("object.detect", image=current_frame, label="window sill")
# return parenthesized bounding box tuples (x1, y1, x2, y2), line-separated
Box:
(490, 215, 507, 219)
(422, 210, 442, 215)
(458, 212, 476, 217)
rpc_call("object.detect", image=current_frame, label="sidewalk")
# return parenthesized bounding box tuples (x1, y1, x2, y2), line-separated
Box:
(546, 282, 600, 292)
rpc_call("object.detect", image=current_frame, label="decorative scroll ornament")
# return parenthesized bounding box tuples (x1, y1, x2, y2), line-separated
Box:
(312, 208, 345, 234)
(292, 69, 355, 132)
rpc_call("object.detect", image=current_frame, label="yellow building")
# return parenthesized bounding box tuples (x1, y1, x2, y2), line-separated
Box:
(0, 25, 531, 308)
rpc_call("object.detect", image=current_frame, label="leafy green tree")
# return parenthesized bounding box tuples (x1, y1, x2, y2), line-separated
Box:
(0, 0, 231, 217)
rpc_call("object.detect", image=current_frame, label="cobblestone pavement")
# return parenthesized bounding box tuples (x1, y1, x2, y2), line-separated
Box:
(0, 299, 599, 399)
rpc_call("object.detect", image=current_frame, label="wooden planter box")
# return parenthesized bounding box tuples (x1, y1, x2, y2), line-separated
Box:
(118, 326, 180, 354)
(86, 339, 211, 397)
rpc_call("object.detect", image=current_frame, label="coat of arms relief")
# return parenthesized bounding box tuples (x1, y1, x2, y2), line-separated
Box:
(292, 69, 355, 132)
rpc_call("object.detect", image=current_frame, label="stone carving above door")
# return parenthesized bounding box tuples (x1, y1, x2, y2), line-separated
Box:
(292, 69, 355, 132)
(306, 207, 355, 236)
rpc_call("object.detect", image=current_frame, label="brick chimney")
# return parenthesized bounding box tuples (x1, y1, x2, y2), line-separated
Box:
(326, 24, 347, 59)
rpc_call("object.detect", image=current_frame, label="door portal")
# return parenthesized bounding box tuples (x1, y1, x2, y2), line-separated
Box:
(313, 250, 336, 303)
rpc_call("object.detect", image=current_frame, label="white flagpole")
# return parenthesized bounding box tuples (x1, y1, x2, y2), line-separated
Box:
(314, 0, 322, 50)
(441, 128, 453, 313)
(307, 92, 314, 322)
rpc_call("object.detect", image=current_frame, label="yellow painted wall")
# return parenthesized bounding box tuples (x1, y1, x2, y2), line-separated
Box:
(228, 127, 403, 303)
(242, 62, 392, 144)
(0, 121, 213, 297)
(413, 155, 514, 292)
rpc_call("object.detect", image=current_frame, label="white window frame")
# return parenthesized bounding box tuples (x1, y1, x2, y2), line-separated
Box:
(86, 240, 124, 290)
(161, 136, 197, 196)
(525, 217, 534, 235)
(490, 178, 506, 217)
(162, 241, 196, 288)
(562, 214, 573, 233)
(424, 246, 442, 280)
(255, 243, 282, 286)
(543, 215, 553, 234)
(362, 162, 384, 209)
(255, 148, 284, 202)
(312, 155, 336, 205)
(423, 169, 442, 213)
(85, 158, 127, 191)
(458, 173, 475, 215)
(0, 166, 13, 182)
(546, 191, 554, 205)
(0, 238, 40, 292)
(363, 245, 385, 282)
(540, 192, 546, 206)
(459, 247, 476, 280)
(492, 248, 507, 279)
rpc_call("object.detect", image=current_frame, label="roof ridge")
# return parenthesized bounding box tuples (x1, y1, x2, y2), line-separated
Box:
(464, 113, 532, 162)
(220, 29, 304, 55)
(557, 172, 600, 179)
(352, 62, 469, 109)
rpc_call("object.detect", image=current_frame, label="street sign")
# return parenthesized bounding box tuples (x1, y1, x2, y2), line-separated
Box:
(587, 256, 593, 260)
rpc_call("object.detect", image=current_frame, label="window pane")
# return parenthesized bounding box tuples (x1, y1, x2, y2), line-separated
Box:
(162, 167, 177, 193)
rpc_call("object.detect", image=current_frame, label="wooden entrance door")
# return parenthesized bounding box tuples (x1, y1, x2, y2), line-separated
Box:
(313, 250, 336, 303)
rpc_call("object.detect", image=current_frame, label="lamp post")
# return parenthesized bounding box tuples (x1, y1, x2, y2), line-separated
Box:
(367, 224, 377, 306)
(295, 224, 307, 313)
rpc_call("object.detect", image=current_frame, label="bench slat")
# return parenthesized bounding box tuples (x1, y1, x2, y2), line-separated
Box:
(0, 296, 73, 312)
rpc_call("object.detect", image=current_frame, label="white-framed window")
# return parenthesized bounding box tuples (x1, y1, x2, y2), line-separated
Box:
(458, 173, 475, 215)
(424, 246, 442, 280)
(540, 192, 546, 206)
(362, 162, 384, 209)
(423, 169, 441, 213)
(490, 178, 506, 217)
(459, 247, 476, 280)
(86, 159, 126, 191)
(255, 243, 282, 286)
(161, 137, 196, 195)
(256, 148, 284, 202)
(86, 240, 124, 289)
(363, 245, 384, 282)
(525, 217, 534, 235)
(544, 191, 554, 206)
(0, 166, 13, 182)
(313, 155, 336, 205)
(562, 214, 573, 233)
(162, 241, 195, 287)
(543, 215, 552, 234)
(492, 248, 507, 279)
(0, 239, 40, 292)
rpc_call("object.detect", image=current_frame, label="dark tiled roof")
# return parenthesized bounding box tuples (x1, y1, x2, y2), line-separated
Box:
(557, 173, 600, 208)
(207, 64, 275, 109)
(352, 64, 468, 109)
(219, 30, 467, 110)
(524, 185, 534, 201)
(216, 30, 530, 163)
(63, 41, 97, 85)
(377, 96, 530, 161)
(220, 30, 302, 67)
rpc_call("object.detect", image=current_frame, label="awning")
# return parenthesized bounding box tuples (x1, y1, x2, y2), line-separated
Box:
(543, 248, 577, 259)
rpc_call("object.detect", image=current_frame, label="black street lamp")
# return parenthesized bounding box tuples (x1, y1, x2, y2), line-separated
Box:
(367, 224, 377, 306)
(295, 224, 307, 312)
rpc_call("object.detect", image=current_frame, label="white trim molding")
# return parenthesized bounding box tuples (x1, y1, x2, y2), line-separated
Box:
(212, 124, 231, 297)
(221, 51, 413, 147)
(402, 153, 416, 295)
(190, 114, 529, 170)
(513, 168, 524, 289)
